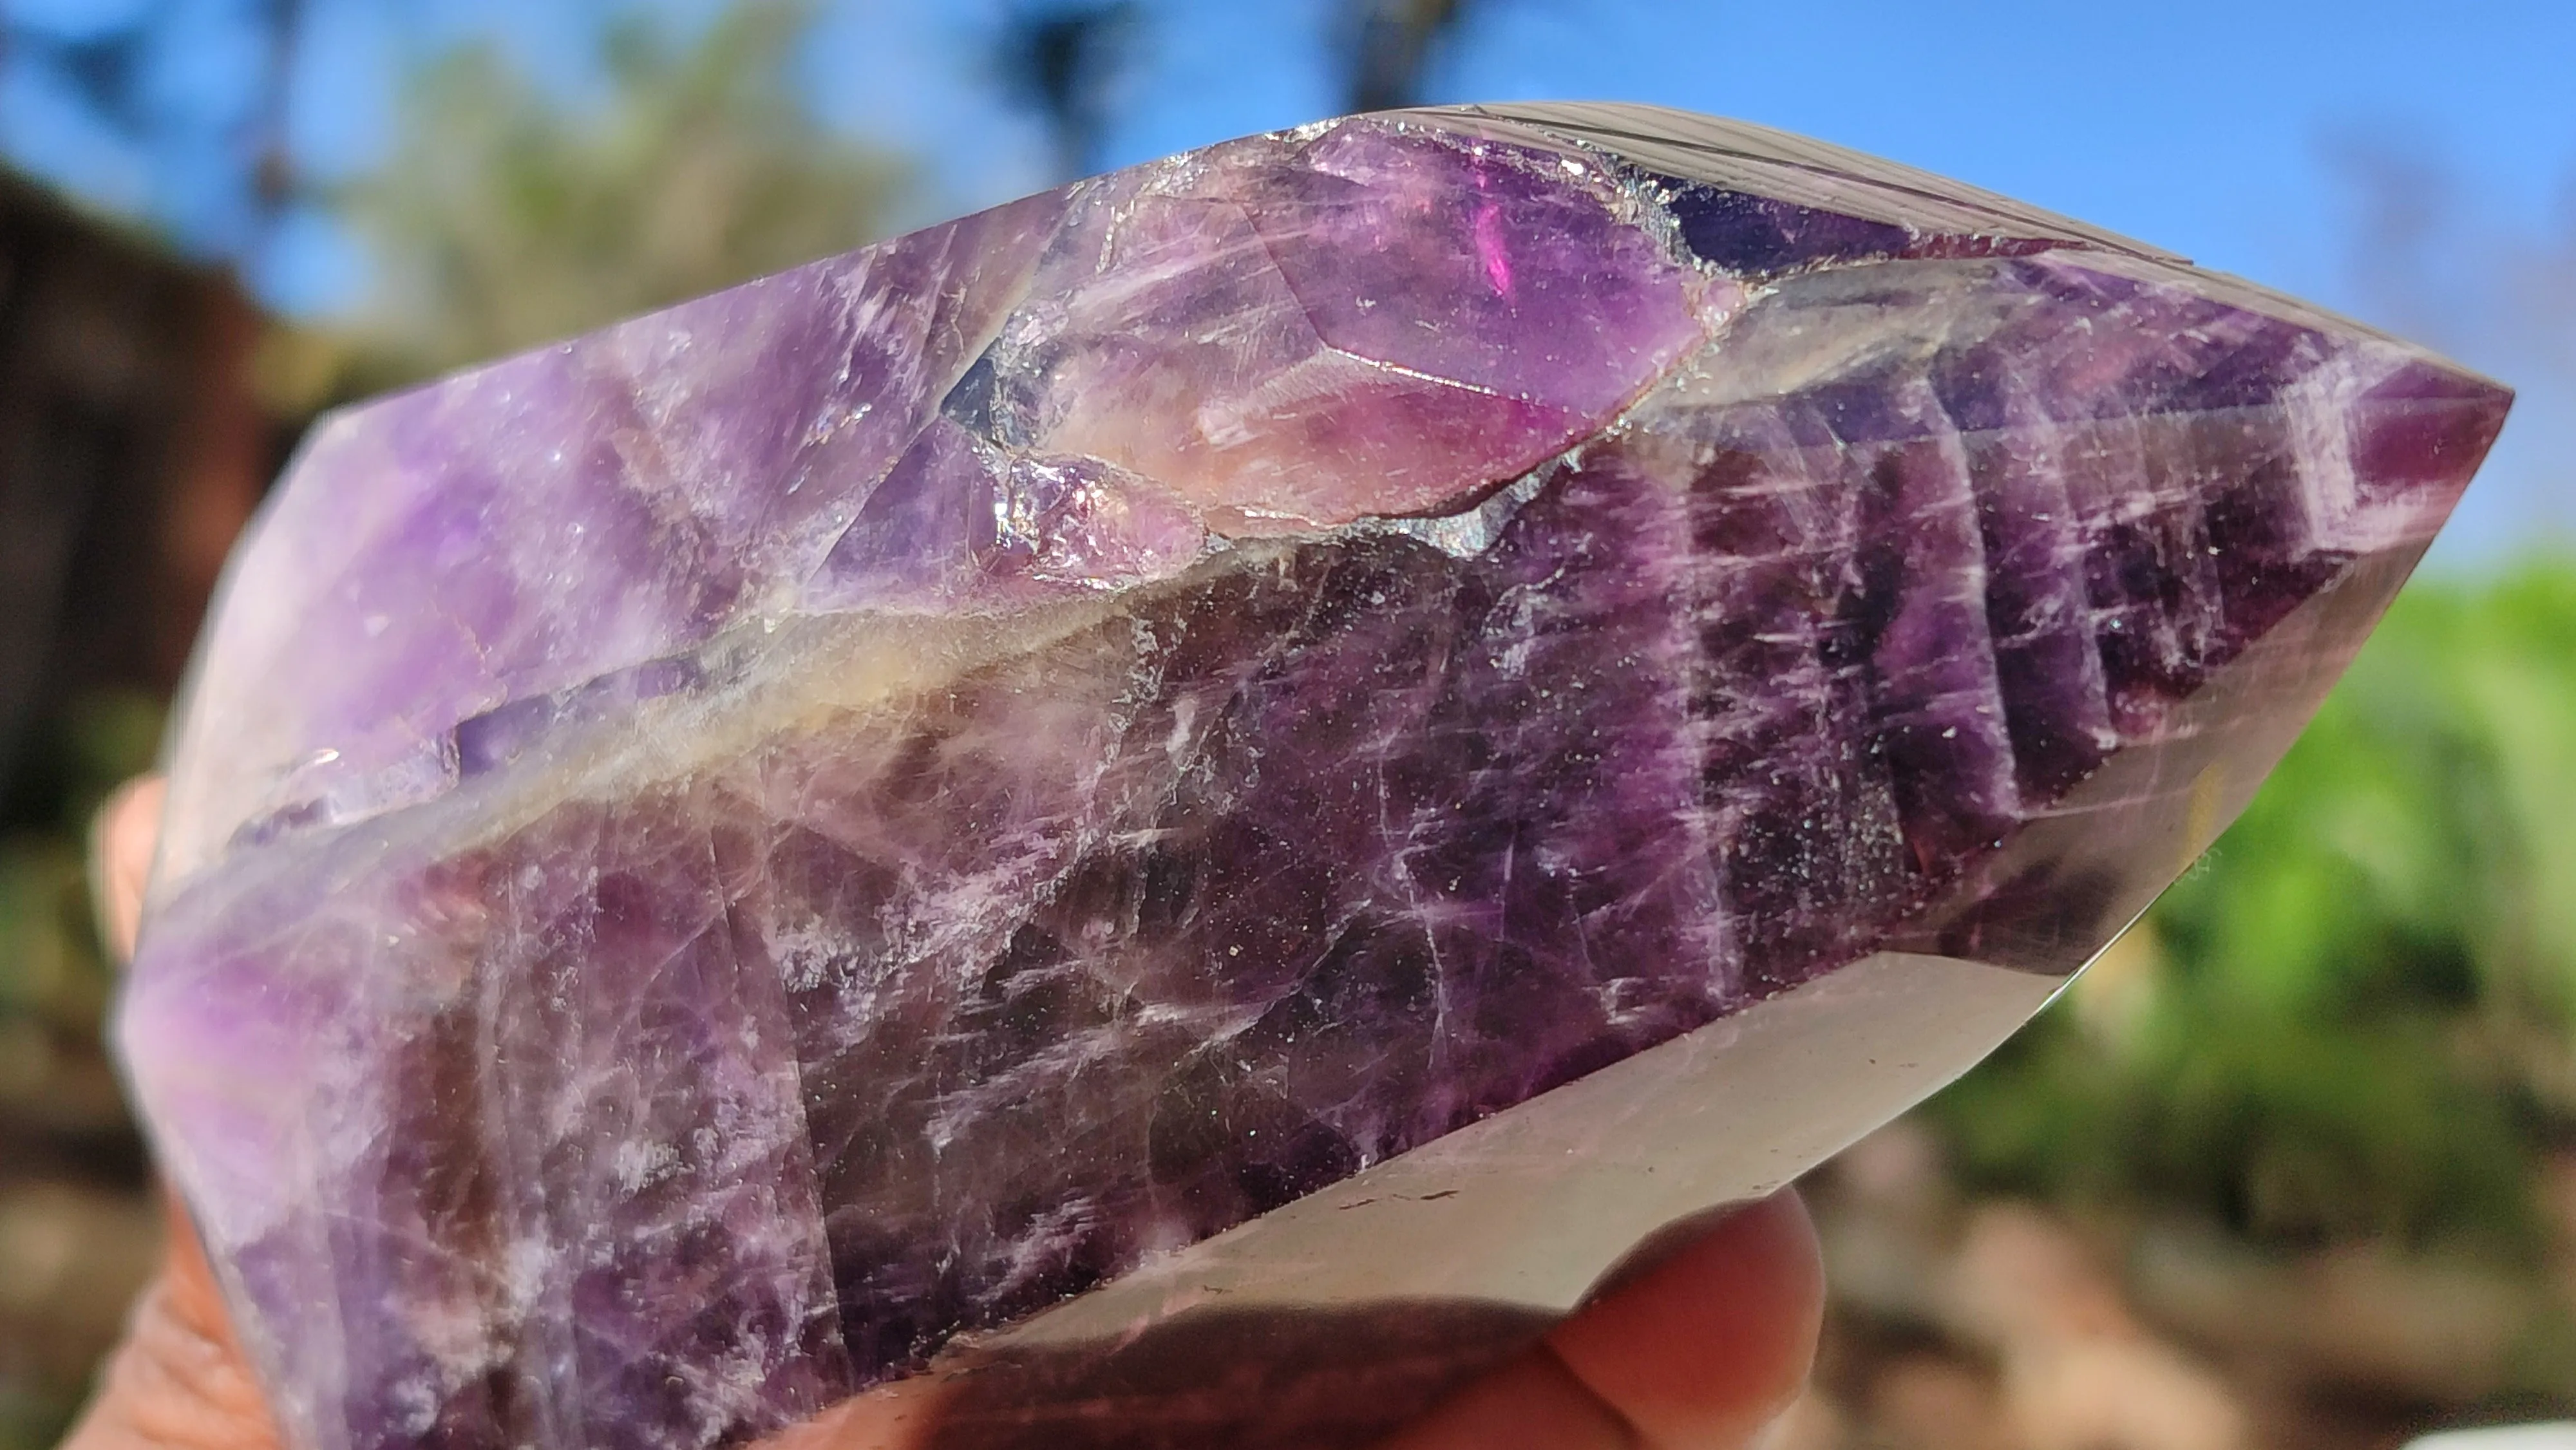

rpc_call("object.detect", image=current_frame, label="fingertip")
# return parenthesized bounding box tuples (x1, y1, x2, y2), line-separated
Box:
(90, 775, 166, 963)
(1544, 1191, 1824, 1449)
(751, 1378, 949, 1450)
(62, 1194, 280, 1450)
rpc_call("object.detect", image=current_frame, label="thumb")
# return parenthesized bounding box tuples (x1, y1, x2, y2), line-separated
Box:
(59, 1194, 283, 1450)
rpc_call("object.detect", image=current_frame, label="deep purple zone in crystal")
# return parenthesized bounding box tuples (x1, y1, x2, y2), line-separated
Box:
(121, 111, 2508, 1450)
(1654, 180, 2079, 272)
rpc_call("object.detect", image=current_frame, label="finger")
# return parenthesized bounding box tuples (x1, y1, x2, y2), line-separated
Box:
(746, 1376, 948, 1450)
(90, 774, 166, 962)
(1378, 1192, 1823, 1450)
(1544, 1191, 1824, 1450)
(61, 1196, 282, 1450)
(1373, 1344, 1633, 1450)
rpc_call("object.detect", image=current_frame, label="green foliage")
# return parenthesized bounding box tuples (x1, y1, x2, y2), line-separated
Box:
(332, 1, 906, 377)
(1927, 556, 2576, 1254)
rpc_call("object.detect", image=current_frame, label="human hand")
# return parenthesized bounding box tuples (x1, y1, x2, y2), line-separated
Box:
(69, 776, 1823, 1450)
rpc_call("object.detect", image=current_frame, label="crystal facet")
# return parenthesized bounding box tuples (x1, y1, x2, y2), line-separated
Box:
(123, 104, 2508, 1450)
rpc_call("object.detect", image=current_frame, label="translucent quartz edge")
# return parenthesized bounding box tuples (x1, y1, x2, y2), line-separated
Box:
(1412, 101, 2180, 261)
(985, 948, 2061, 1350)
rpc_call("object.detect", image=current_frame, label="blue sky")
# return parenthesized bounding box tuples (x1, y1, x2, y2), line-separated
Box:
(3, 0, 2569, 554)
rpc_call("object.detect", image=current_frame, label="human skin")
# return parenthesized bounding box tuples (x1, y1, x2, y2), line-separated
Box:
(69, 777, 1824, 1450)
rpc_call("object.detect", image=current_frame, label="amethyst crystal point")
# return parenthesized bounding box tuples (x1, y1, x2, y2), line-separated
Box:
(124, 103, 2507, 1450)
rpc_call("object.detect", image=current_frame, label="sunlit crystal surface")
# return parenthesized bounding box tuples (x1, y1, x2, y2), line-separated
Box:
(122, 105, 2508, 1450)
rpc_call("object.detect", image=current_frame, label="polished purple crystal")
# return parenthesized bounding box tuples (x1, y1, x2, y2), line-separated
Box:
(122, 106, 2508, 1450)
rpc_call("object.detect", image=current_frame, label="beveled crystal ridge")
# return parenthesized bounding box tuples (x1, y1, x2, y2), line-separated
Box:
(123, 104, 2508, 1450)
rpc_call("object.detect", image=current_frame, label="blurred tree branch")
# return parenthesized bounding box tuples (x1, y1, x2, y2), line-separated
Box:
(1342, 0, 1470, 112)
(250, 0, 304, 225)
(996, 2, 1137, 182)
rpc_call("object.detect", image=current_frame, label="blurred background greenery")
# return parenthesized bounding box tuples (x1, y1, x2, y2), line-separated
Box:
(1, 3, 2570, 1449)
